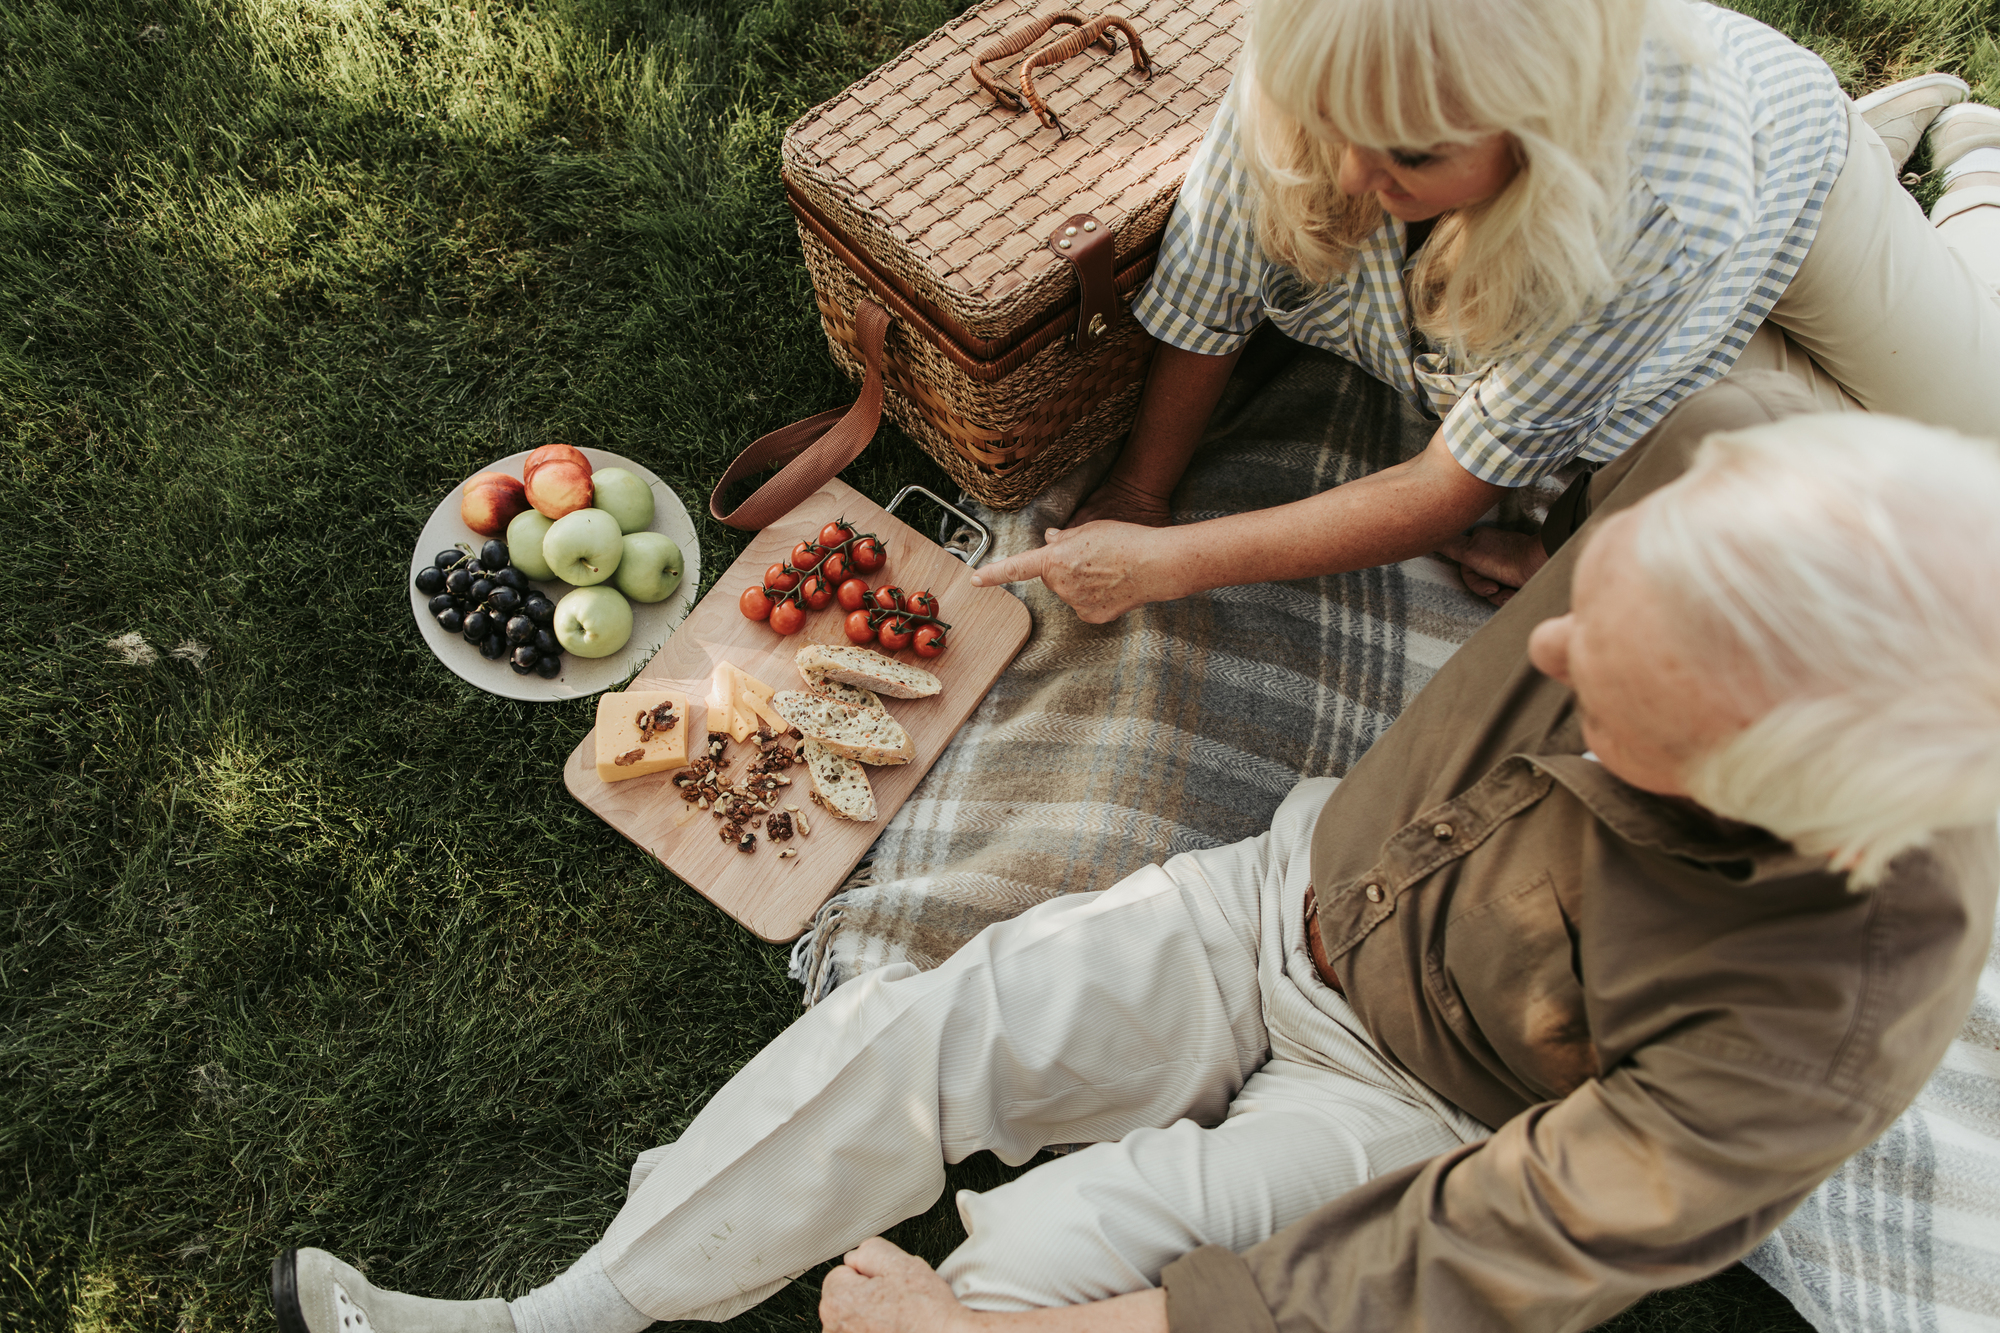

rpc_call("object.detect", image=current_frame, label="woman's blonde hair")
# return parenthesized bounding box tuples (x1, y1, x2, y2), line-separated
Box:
(1241, 0, 1667, 363)
(1627, 415, 2000, 887)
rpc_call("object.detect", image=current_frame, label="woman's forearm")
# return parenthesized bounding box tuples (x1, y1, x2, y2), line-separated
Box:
(1111, 342, 1245, 496)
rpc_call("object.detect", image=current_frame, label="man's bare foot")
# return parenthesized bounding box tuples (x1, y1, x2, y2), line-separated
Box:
(1070, 473, 1172, 528)
(1434, 527, 1549, 608)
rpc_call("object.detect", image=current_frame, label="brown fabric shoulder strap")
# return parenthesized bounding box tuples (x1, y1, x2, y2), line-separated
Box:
(709, 300, 891, 531)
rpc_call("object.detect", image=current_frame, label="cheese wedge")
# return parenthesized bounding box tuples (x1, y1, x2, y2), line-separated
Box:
(802, 739, 877, 821)
(707, 663, 740, 740)
(772, 690, 914, 766)
(731, 663, 789, 735)
(710, 662, 786, 743)
(594, 688, 691, 782)
(794, 644, 941, 699)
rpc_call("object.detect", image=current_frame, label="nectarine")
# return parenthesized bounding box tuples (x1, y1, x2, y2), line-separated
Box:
(461, 471, 531, 536)
(525, 460, 594, 519)
(522, 443, 590, 487)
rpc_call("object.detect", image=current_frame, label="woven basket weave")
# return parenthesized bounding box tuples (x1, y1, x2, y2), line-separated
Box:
(781, 0, 1243, 508)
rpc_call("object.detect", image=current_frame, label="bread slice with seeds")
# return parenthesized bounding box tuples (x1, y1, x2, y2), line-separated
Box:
(798, 664, 888, 715)
(802, 739, 877, 821)
(794, 644, 941, 699)
(772, 689, 915, 766)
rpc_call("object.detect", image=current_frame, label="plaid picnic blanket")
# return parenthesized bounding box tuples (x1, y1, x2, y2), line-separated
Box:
(785, 336, 2000, 1333)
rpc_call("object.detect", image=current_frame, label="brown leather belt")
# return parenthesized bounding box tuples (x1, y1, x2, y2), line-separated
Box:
(1302, 885, 1344, 995)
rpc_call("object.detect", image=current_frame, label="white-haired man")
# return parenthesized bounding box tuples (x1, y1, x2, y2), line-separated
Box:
(274, 373, 1999, 1333)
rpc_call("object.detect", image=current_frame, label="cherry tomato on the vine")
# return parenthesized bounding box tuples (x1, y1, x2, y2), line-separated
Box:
(801, 572, 836, 611)
(765, 563, 799, 593)
(869, 586, 905, 613)
(836, 577, 871, 612)
(819, 521, 856, 549)
(791, 541, 824, 571)
(819, 551, 852, 583)
(913, 624, 947, 658)
(876, 618, 915, 652)
(739, 585, 774, 622)
(843, 609, 878, 645)
(850, 536, 886, 573)
(769, 600, 807, 635)
(907, 589, 939, 619)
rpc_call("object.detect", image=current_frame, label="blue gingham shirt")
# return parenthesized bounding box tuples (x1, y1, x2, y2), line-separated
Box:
(1133, 2, 1850, 486)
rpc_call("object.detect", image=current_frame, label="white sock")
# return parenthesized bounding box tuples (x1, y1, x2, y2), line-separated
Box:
(1945, 146, 2000, 183)
(507, 1245, 652, 1333)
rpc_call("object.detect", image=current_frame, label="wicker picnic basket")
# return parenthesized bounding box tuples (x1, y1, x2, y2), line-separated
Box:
(768, 0, 1244, 513)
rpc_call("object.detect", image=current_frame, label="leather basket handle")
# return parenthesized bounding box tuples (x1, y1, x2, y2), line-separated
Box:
(709, 301, 892, 531)
(1017, 16, 1149, 137)
(970, 11, 1110, 111)
(971, 11, 1150, 137)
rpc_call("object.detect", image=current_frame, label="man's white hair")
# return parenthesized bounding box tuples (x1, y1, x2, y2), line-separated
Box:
(1626, 413, 2000, 886)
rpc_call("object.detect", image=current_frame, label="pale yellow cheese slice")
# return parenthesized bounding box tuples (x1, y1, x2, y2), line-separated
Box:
(732, 663, 789, 735)
(595, 688, 691, 782)
(708, 662, 743, 741)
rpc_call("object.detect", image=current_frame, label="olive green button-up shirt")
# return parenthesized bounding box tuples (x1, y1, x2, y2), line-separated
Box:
(1161, 376, 1997, 1331)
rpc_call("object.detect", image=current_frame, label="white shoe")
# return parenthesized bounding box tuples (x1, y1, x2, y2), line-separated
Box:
(1854, 72, 1969, 171)
(271, 1249, 515, 1333)
(1928, 102, 2000, 173)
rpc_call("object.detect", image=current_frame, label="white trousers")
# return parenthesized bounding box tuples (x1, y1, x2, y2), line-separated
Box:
(595, 778, 1488, 1320)
(1740, 107, 2000, 428)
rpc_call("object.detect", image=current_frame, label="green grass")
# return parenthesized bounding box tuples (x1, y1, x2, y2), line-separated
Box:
(2, 0, 1993, 1328)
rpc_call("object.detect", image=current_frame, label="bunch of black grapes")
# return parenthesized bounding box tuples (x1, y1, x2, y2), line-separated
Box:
(415, 540, 563, 678)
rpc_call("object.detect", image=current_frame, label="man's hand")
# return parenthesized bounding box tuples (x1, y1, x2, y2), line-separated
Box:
(1435, 527, 1549, 608)
(1069, 473, 1174, 529)
(969, 522, 1176, 624)
(821, 1237, 976, 1333)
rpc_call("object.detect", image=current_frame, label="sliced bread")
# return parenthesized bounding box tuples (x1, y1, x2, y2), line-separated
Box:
(802, 739, 877, 822)
(772, 689, 915, 766)
(799, 664, 887, 714)
(794, 643, 941, 699)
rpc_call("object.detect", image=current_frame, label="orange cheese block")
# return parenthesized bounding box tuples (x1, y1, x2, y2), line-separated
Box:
(594, 688, 690, 782)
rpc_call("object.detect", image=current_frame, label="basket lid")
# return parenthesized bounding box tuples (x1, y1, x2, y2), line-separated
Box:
(783, 0, 1242, 332)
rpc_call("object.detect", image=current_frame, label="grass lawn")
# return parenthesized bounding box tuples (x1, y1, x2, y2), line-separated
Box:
(4, 1, 1995, 1328)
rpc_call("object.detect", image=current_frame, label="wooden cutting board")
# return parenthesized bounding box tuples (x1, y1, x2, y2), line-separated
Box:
(564, 478, 1032, 941)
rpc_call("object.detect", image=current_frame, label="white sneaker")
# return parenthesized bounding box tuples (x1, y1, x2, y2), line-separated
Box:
(1854, 72, 1970, 171)
(1928, 102, 2000, 174)
(271, 1249, 515, 1333)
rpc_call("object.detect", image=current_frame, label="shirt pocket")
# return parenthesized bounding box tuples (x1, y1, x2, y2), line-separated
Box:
(1259, 262, 1350, 348)
(1427, 870, 1598, 1101)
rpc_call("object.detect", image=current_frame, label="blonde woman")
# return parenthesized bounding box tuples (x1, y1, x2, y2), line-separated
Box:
(972, 0, 2000, 619)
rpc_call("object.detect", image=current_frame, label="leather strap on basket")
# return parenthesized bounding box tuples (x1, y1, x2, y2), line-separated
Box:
(972, 11, 1150, 138)
(708, 300, 891, 531)
(1048, 213, 1118, 352)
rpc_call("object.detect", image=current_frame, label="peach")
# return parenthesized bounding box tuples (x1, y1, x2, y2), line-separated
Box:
(523, 443, 590, 486)
(525, 460, 594, 519)
(460, 471, 531, 536)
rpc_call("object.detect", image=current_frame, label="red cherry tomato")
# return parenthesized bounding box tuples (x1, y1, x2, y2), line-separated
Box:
(819, 550, 852, 583)
(791, 541, 824, 570)
(801, 572, 835, 611)
(876, 617, 914, 652)
(769, 600, 807, 635)
(913, 624, 947, 658)
(843, 609, 878, 645)
(836, 577, 871, 612)
(869, 586, 905, 612)
(907, 589, 939, 619)
(765, 563, 799, 593)
(820, 521, 856, 549)
(739, 585, 774, 622)
(850, 535, 886, 573)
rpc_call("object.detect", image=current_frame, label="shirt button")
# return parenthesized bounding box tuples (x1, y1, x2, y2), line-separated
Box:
(1364, 884, 1384, 903)
(1433, 822, 1454, 841)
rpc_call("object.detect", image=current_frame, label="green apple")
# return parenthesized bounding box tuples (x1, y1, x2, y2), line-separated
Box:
(542, 508, 623, 586)
(613, 531, 684, 604)
(553, 585, 633, 658)
(505, 509, 558, 581)
(591, 467, 656, 534)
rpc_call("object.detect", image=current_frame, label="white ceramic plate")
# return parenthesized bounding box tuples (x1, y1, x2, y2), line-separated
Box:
(409, 449, 702, 702)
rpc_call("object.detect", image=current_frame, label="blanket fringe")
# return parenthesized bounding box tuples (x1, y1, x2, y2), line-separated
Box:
(787, 856, 878, 1005)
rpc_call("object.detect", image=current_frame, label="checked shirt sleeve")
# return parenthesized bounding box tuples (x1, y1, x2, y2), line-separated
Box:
(1131, 96, 1267, 357)
(1440, 191, 1740, 487)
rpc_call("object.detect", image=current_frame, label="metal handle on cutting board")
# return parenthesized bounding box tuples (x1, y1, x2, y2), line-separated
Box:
(885, 484, 992, 567)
